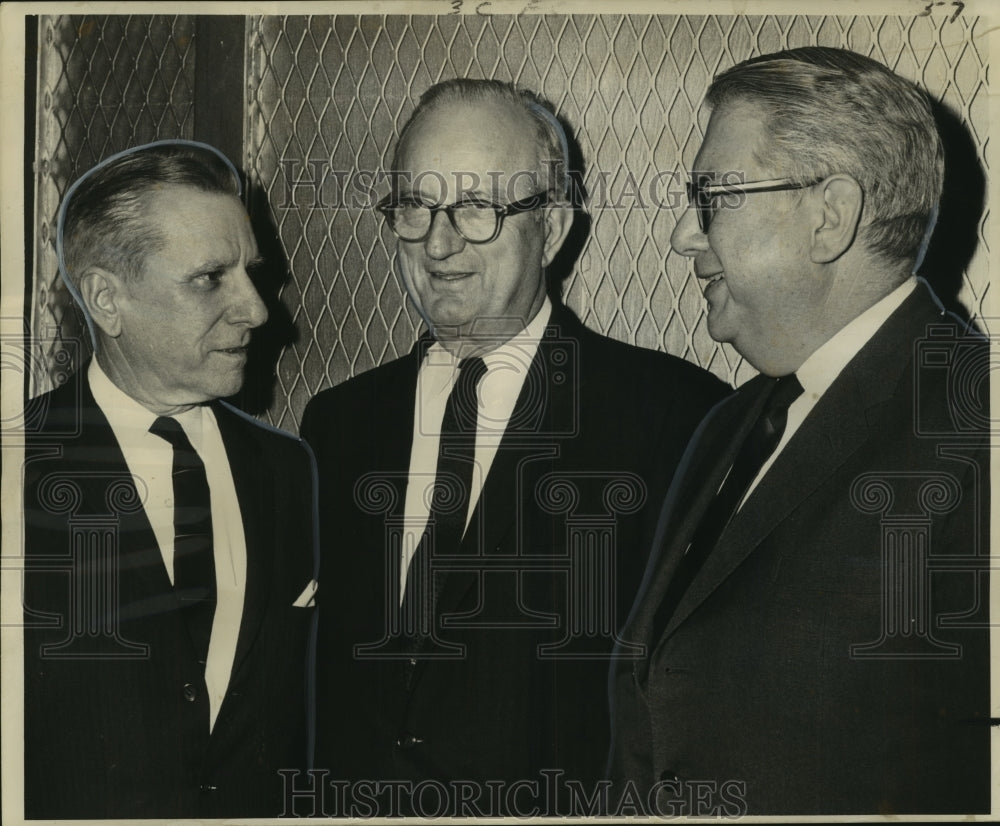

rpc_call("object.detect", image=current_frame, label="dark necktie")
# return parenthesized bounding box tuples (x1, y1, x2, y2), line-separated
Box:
(149, 415, 216, 667)
(402, 356, 488, 640)
(654, 374, 804, 636)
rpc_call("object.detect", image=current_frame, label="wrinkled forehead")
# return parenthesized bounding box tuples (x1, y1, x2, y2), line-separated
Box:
(394, 99, 545, 203)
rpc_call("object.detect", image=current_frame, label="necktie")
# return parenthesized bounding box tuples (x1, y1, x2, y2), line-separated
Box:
(402, 356, 488, 641)
(653, 374, 804, 636)
(149, 415, 216, 667)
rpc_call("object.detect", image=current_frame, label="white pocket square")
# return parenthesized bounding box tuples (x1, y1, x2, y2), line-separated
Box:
(293, 579, 318, 608)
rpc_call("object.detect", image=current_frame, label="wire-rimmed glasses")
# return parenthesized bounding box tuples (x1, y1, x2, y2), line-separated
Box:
(686, 175, 825, 233)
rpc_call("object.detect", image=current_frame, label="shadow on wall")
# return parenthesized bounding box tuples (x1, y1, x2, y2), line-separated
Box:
(918, 98, 986, 330)
(546, 113, 590, 302)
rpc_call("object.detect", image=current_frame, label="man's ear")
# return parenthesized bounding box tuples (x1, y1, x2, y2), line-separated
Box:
(77, 267, 125, 338)
(541, 204, 574, 268)
(810, 174, 864, 264)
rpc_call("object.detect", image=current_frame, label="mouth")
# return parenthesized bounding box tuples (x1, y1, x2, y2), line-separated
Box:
(698, 271, 725, 293)
(429, 270, 476, 282)
(215, 346, 249, 358)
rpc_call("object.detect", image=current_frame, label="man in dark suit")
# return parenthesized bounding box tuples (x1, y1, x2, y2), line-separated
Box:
(301, 79, 727, 817)
(609, 47, 990, 816)
(22, 142, 318, 819)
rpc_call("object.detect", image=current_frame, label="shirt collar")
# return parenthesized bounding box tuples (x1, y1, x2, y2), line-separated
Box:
(795, 277, 917, 400)
(424, 296, 553, 372)
(88, 358, 205, 445)
(482, 296, 552, 372)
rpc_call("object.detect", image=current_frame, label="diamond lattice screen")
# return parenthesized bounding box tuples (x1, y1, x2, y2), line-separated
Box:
(30, 15, 988, 427)
(32, 14, 196, 397)
(246, 14, 989, 432)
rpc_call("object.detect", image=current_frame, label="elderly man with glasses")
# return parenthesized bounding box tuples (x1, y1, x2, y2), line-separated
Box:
(300, 78, 727, 816)
(608, 47, 990, 816)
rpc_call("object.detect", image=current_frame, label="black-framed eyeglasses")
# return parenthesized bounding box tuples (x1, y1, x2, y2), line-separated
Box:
(376, 192, 552, 244)
(686, 175, 825, 233)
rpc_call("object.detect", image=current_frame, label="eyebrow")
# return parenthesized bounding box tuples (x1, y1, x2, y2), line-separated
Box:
(395, 180, 500, 204)
(184, 259, 229, 277)
(183, 254, 263, 278)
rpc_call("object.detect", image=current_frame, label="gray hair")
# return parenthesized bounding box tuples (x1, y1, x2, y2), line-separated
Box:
(392, 78, 569, 199)
(708, 46, 943, 267)
(61, 142, 241, 287)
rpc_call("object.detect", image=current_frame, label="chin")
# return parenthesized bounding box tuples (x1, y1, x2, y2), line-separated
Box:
(427, 313, 475, 335)
(705, 313, 738, 346)
(704, 322, 728, 346)
(206, 375, 246, 401)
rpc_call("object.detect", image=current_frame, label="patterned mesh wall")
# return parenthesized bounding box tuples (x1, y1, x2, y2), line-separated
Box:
(31, 14, 988, 429)
(246, 14, 989, 431)
(32, 14, 196, 397)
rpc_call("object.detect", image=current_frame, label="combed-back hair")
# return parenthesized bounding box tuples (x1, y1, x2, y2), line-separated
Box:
(62, 142, 241, 286)
(708, 46, 943, 267)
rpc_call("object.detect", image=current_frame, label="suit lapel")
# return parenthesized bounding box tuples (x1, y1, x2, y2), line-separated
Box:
(364, 346, 423, 552)
(406, 313, 572, 690)
(658, 281, 947, 642)
(662, 373, 872, 638)
(213, 404, 270, 682)
(629, 378, 768, 678)
(70, 372, 182, 626)
(431, 311, 569, 623)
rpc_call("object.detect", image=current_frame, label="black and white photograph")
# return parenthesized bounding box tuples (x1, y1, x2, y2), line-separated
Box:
(1, 0, 995, 821)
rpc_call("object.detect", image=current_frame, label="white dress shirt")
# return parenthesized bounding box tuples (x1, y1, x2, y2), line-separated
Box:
(399, 298, 553, 602)
(741, 277, 918, 505)
(89, 360, 247, 731)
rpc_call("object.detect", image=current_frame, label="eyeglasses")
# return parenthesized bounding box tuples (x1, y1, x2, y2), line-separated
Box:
(686, 175, 825, 233)
(376, 192, 552, 244)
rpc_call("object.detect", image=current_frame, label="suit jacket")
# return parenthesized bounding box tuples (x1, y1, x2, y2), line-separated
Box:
(609, 279, 990, 815)
(22, 367, 318, 819)
(300, 303, 728, 815)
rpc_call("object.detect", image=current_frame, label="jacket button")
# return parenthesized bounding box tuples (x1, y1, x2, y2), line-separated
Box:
(396, 733, 423, 749)
(183, 683, 198, 702)
(660, 769, 679, 782)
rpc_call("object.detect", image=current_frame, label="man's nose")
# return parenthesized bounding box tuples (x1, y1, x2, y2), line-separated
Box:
(424, 209, 466, 259)
(670, 206, 709, 258)
(230, 269, 269, 329)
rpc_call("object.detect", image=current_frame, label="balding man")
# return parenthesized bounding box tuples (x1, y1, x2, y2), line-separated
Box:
(301, 79, 728, 815)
